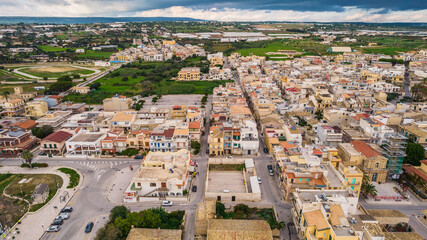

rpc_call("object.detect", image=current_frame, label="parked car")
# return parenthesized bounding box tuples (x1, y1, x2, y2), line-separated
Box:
(162, 200, 173, 206)
(206, 149, 209, 154)
(264, 148, 269, 153)
(267, 165, 273, 170)
(134, 155, 143, 159)
(85, 222, 94, 233)
(51, 219, 64, 226)
(258, 177, 262, 184)
(46, 226, 60, 232)
(269, 169, 274, 176)
(192, 185, 197, 192)
(61, 207, 73, 213)
(58, 213, 70, 220)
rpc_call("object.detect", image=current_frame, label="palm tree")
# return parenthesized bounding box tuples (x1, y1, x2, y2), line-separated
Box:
(361, 174, 377, 199)
(362, 183, 377, 199)
(22, 150, 34, 167)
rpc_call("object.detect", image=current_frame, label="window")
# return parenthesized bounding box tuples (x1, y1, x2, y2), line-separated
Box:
(375, 163, 379, 168)
(299, 178, 302, 182)
(44, 144, 47, 148)
(54, 144, 57, 148)
(150, 183, 156, 187)
(306, 178, 309, 182)
(352, 178, 356, 184)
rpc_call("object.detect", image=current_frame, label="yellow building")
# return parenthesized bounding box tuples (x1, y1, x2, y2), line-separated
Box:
(177, 67, 201, 81)
(171, 105, 187, 120)
(400, 125, 427, 146)
(25, 101, 48, 118)
(339, 165, 363, 196)
(162, 40, 176, 46)
(327, 150, 342, 168)
(302, 210, 332, 240)
(208, 127, 224, 156)
(391, 75, 404, 85)
(2, 98, 25, 116)
(210, 56, 223, 66)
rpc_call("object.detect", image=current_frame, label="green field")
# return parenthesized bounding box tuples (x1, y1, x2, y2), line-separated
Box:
(236, 41, 303, 56)
(37, 45, 71, 52)
(77, 51, 114, 59)
(19, 66, 95, 78)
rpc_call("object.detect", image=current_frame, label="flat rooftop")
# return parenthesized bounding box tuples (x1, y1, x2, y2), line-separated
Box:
(69, 133, 104, 142)
(207, 171, 246, 193)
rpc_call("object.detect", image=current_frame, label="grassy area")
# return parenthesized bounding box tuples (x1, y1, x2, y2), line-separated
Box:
(77, 51, 114, 59)
(37, 45, 70, 52)
(236, 41, 303, 56)
(19, 66, 95, 78)
(209, 164, 245, 171)
(0, 174, 29, 228)
(58, 168, 80, 188)
(5, 174, 63, 202)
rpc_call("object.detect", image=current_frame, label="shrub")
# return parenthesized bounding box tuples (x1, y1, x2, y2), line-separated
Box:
(121, 76, 128, 82)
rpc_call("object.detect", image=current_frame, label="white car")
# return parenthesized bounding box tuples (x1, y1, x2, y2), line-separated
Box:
(58, 213, 70, 220)
(46, 226, 60, 232)
(162, 200, 173, 206)
(258, 177, 262, 184)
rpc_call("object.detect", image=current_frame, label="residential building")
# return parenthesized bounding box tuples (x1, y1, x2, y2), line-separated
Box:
(317, 123, 343, 147)
(65, 131, 106, 156)
(25, 101, 49, 118)
(150, 127, 175, 152)
(124, 149, 191, 201)
(0, 130, 38, 156)
(177, 67, 201, 81)
(51, 102, 86, 114)
(103, 95, 132, 111)
(2, 99, 25, 116)
(208, 126, 224, 156)
(40, 130, 73, 155)
(35, 111, 72, 129)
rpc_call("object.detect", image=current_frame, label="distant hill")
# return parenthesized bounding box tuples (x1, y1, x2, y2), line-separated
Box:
(0, 17, 207, 24)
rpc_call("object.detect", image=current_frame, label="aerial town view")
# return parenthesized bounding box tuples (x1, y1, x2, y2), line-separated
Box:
(0, 1, 426, 240)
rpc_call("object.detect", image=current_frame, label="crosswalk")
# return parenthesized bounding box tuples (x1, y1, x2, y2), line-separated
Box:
(63, 160, 128, 181)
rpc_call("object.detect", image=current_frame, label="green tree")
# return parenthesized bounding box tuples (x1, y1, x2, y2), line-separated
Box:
(2, 91, 10, 101)
(315, 109, 323, 120)
(405, 142, 425, 166)
(216, 201, 226, 218)
(109, 205, 130, 223)
(31, 125, 54, 139)
(22, 150, 33, 167)
(94, 223, 120, 240)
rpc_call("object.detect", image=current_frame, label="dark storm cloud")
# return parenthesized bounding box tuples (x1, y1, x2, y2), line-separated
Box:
(134, 0, 427, 12)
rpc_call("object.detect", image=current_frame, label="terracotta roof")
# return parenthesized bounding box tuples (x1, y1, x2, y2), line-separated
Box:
(403, 165, 427, 182)
(10, 120, 37, 130)
(189, 121, 201, 129)
(351, 140, 380, 158)
(303, 210, 330, 230)
(43, 131, 73, 143)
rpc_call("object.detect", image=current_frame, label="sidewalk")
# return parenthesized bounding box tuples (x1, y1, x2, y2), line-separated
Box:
(0, 166, 81, 240)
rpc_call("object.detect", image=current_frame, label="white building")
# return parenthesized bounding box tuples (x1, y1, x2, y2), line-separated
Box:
(124, 149, 191, 202)
(65, 131, 106, 156)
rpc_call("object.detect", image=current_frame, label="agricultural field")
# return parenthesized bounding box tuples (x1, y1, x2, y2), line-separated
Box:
(76, 51, 114, 59)
(235, 39, 329, 56)
(19, 66, 96, 78)
(37, 45, 71, 52)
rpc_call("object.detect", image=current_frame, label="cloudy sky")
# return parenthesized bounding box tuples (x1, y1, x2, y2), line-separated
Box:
(0, 0, 426, 22)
